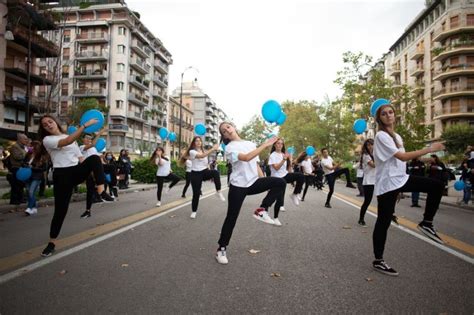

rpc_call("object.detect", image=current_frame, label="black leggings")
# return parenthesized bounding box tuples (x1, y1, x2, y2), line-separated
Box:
(273, 172, 305, 218)
(302, 175, 313, 200)
(85, 175, 96, 211)
(50, 155, 105, 239)
(182, 172, 191, 197)
(325, 167, 352, 204)
(190, 169, 221, 212)
(218, 177, 286, 247)
(156, 173, 181, 201)
(359, 185, 374, 221)
(373, 175, 444, 260)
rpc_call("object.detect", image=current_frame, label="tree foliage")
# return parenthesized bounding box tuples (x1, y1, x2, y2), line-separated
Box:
(68, 98, 108, 126)
(441, 123, 474, 155)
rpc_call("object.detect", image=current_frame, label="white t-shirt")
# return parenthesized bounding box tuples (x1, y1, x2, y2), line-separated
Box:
(301, 159, 313, 174)
(374, 131, 409, 196)
(355, 163, 364, 178)
(43, 134, 83, 168)
(189, 149, 209, 171)
(362, 154, 376, 186)
(225, 140, 259, 188)
(321, 156, 334, 175)
(268, 151, 288, 178)
(156, 157, 171, 176)
(185, 159, 192, 172)
(79, 145, 99, 159)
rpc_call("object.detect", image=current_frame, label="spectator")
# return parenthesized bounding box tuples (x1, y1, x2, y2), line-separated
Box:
(102, 151, 119, 198)
(0, 146, 4, 170)
(407, 157, 426, 207)
(117, 149, 132, 189)
(7, 133, 29, 204)
(465, 145, 474, 169)
(24, 141, 48, 215)
(460, 159, 473, 205)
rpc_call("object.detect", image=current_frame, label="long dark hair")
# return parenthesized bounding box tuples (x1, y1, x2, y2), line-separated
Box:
(27, 140, 49, 167)
(38, 115, 65, 140)
(180, 136, 203, 165)
(360, 139, 374, 169)
(296, 152, 308, 164)
(375, 104, 400, 148)
(150, 147, 168, 163)
(219, 121, 236, 145)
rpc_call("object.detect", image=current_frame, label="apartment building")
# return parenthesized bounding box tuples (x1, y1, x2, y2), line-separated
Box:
(385, 0, 474, 140)
(0, 0, 59, 139)
(167, 96, 194, 159)
(52, 0, 172, 153)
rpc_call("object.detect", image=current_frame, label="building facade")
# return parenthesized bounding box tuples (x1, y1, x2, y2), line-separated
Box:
(385, 0, 474, 140)
(167, 96, 194, 159)
(51, 0, 171, 154)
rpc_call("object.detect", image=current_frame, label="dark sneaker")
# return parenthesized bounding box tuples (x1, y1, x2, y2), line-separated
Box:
(92, 197, 103, 204)
(41, 242, 55, 257)
(346, 183, 356, 189)
(112, 187, 119, 198)
(100, 191, 114, 202)
(417, 222, 444, 244)
(325, 203, 331, 208)
(358, 220, 367, 227)
(80, 210, 91, 219)
(373, 260, 398, 276)
(410, 204, 421, 208)
(391, 215, 399, 225)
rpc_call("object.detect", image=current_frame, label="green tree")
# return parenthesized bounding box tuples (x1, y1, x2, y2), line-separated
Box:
(68, 98, 108, 126)
(441, 123, 474, 155)
(239, 115, 273, 147)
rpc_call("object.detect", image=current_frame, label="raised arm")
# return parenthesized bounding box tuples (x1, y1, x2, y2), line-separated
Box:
(394, 142, 445, 162)
(57, 119, 99, 148)
(194, 144, 219, 159)
(238, 137, 278, 162)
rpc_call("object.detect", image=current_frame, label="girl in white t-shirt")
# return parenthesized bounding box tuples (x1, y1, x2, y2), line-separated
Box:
(38, 115, 114, 257)
(296, 152, 314, 201)
(179, 152, 192, 198)
(264, 138, 304, 225)
(183, 136, 225, 219)
(150, 147, 181, 207)
(358, 139, 375, 227)
(372, 104, 445, 276)
(216, 122, 286, 264)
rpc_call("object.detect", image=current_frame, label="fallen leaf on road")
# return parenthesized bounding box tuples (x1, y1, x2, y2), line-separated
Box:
(342, 226, 351, 229)
(96, 223, 104, 226)
(248, 249, 261, 254)
(59, 270, 67, 276)
(121, 264, 129, 267)
(365, 278, 373, 282)
(169, 215, 176, 218)
(270, 272, 281, 278)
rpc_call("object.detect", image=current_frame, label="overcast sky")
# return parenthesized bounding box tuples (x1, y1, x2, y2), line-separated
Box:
(125, 0, 426, 128)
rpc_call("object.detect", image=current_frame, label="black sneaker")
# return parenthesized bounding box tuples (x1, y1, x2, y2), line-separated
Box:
(80, 210, 91, 219)
(391, 215, 399, 225)
(373, 260, 398, 276)
(325, 203, 331, 208)
(417, 222, 444, 244)
(92, 197, 103, 204)
(181, 194, 186, 198)
(346, 183, 356, 189)
(100, 191, 114, 202)
(358, 220, 367, 227)
(41, 242, 55, 257)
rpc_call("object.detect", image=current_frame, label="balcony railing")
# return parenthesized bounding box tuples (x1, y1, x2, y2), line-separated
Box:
(109, 124, 129, 132)
(75, 50, 109, 59)
(131, 39, 150, 58)
(410, 47, 425, 60)
(129, 75, 149, 90)
(11, 26, 59, 57)
(130, 58, 149, 74)
(76, 32, 109, 41)
(433, 19, 474, 42)
(4, 58, 55, 84)
(433, 85, 474, 100)
(154, 59, 168, 73)
(75, 69, 107, 78)
(432, 41, 474, 61)
(73, 88, 107, 97)
(128, 93, 149, 106)
(410, 65, 425, 76)
(433, 63, 474, 80)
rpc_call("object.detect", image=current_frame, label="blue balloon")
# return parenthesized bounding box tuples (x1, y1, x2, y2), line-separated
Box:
(105, 173, 112, 183)
(168, 132, 177, 142)
(261, 100, 282, 123)
(16, 167, 32, 182)
(95, 138, 106, 152)
(306, 146, 315, 156)
(194, 124, 206, 136)
(287, 146, 295, 155)
(80, 109, 105, 133)
(67, 126, 78, 135)
(370, 98, 390, 117)
(276, 111, 287, 126)
(159, 127, 169, 140)
(353, 119, 367, 134)
(454, 180, 465, 191)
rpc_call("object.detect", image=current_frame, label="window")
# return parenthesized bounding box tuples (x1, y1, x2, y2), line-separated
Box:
(63, 47, 70, 60)
(116, 100, 123, 109)
(118, 27, 126, 35)
(4, 107, 16, 123)
(450, 15, 459, 28)
(117, 45, 125, 54)
(61, 83, 68, 95)
(451, 99, 460, 113)
(117, 63, 125, 72)
(116, 82, 124, 90)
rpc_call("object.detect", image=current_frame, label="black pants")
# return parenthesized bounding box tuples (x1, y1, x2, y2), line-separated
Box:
(373, 175, 443, 259)
(156, 173, 181, 201)
(301, 175, 314, 200)
(218, 177, 286, 247)
(182, 172, 191, 197)
(85, 175, 97, 211)
(190, 169, 221, 212)
(357, 177, 364, 196)
(359, 185, 374, 221)
(104, 164, 118, 195)
(50, 155, 105, 239)
(273, 172, 305, 218)
(325, 168, 352, 205)
(8, 168, 25, 204)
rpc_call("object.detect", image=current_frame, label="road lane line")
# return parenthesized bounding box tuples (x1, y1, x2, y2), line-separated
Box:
(330, 191, 474, 264)
(0, 188, 227, 284)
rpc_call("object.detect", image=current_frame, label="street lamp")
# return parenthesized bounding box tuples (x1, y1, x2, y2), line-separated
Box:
(178, 66, 198, 151)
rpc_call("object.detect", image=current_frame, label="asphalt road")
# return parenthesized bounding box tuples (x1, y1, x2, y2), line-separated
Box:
(0, 179, 473, 314)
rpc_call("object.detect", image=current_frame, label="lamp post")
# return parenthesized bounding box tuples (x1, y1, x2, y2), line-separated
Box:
(178, 66, 198, 151)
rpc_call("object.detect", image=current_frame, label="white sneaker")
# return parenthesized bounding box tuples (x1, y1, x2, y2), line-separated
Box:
(297, 194, 303, 200)
(279, 206, 286, 212)
(156, 201, 161, 207)
(30, 208, 38, 215)
(290, 194, 300, 206)
(190, 212, 197, 219)
(273, 218, 282, 226)
(253, 208, 274, 225)
(216, 248, 228, 264)
(216, 191, 226, 202)
(25, 208, 32, 215)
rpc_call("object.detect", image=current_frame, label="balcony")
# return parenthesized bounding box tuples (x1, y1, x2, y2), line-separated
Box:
(131, 39, 150, 59)
(433, 19, 474, 42)
(433, 63, 474, 81)
(432, 42, 474, 62)
(153, 75, 167, 88)
(410, 65, 425, 77)
(390, 65, 401, 76)
(410, 47, 425, 60)
(75, 50, 108, 61)
(4, 58, 54, 85)
(154, 59, 168, 73)
(10, 26, 59, 58)
(412, 81, 425, 94)
(74, 69, 107, 80)
(433, 85, 474, 101)
(152, 90, 167, 102)
(128, 93, 149, 107)
(127, 111, 145, 122)
(73, 88, 107, 98)
(3, 93, 54, 112)
(433, 110, 474, 121)
(76, 32, 109, 43)
(130, 58, 149, 74)
(129, 75, 150, 91)
(109, 124, 129, 132)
